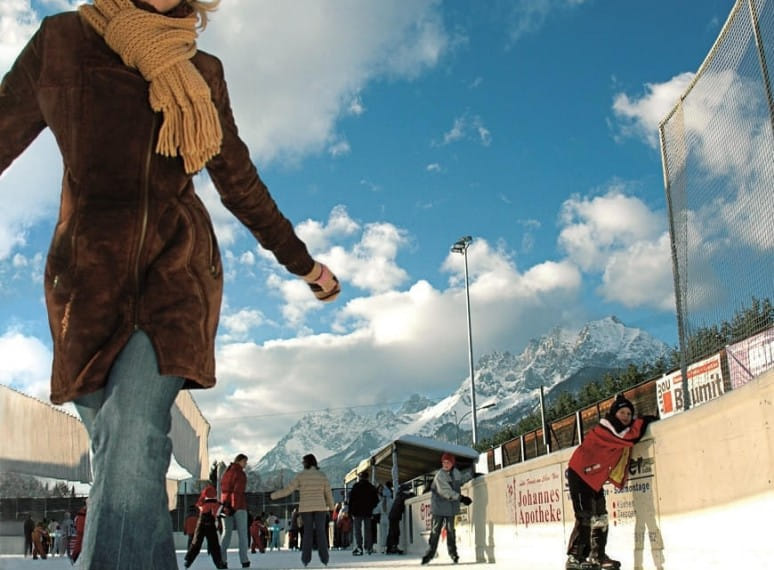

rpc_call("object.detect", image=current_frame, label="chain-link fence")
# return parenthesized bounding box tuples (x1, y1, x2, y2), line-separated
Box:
(659, 0, 774, 405)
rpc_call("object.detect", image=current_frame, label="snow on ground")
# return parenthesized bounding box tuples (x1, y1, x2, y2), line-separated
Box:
(0, 547, 507, 569)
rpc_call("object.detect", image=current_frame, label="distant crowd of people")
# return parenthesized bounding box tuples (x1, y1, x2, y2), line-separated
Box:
(177, 452, 418, 569)
(22, 506, 87, 562)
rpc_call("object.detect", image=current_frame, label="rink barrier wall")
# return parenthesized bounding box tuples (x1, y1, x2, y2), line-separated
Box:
(403, 367, 774, 569)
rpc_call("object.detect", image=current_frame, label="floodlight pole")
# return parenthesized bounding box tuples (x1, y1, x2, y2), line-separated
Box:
(451, 236, 479, 444)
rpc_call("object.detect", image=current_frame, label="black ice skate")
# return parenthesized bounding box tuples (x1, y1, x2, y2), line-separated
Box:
(587, 554, 621, 569)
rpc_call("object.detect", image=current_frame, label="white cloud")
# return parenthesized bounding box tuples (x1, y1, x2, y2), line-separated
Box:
(220, 308, 266, 342)
(0, 0, 39, 73)
(198, 0, 448, 166)
(328, 139, 351, 158)
(556, 188, 676, 310)
(442, 117, 465, 145)
(614, 66, 774, 315)
(348, 95, 366, 116)
(295, 205, 361, 254)
(0, 330, 52, 401)
(505, 0, 588, 45)
(181, 232, 587, 456)
(437, 113, 491, 147)
(612, 72, 694, 147)
(599, 233, 675, 310)
(426, 163, 442, 173)
(558, 190, 665, 272)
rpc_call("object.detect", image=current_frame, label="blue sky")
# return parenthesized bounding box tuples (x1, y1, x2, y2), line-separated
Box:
(0, 0, 737, 462)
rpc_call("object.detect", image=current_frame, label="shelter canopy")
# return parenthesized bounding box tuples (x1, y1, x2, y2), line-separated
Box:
(344, 435, 479, 485)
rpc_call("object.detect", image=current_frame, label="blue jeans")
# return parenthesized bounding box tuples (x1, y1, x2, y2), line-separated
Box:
(220, 508, 249, 565)
(74, 330, 183, 569)
(301, 511, 329, 565)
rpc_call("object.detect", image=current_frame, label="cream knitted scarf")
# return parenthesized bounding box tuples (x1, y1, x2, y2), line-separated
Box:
(80, 0, 222, 173)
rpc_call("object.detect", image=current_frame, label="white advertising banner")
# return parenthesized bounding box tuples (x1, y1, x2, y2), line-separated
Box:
(727, 327, 774, 389)
(505, 463, 563, 528)
(656, 353, 725, 417)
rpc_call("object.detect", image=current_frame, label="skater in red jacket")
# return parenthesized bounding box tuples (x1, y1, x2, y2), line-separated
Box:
(184, 484, 226, 569)
(565, 394, 657, 570)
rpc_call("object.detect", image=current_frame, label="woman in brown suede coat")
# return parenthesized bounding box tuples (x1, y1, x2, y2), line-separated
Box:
(0, 1, 340, 568)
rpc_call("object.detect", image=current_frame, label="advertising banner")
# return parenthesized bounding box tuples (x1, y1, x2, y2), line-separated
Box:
(727, 327, 774, 389)
(603, 441, 664, 568)
(656, 353, 725, 417)
(505, 463, 563, 527)
(656, 369, 683, 419)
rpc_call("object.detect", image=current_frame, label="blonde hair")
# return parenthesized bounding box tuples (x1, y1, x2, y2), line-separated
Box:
(188, 0, 220, 30)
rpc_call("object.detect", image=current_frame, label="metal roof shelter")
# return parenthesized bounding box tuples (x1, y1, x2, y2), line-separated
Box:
(343, 435, 480, 488)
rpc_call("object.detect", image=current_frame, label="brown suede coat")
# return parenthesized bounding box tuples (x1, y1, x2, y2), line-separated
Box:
(0, 12, 315, 404)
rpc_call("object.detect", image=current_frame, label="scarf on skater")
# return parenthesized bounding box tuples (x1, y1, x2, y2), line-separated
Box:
(80, 0, 222, 173)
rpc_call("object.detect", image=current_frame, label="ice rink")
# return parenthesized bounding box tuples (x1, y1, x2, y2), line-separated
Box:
(0, 547, 502, 569)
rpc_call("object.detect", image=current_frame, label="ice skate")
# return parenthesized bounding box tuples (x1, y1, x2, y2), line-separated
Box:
(565, 556, 603, 570)
(587, 554, 620, 569)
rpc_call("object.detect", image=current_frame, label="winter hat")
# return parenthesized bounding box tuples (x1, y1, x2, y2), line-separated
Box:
(441, 452, 456, 466)
(608, 394, 635, 417)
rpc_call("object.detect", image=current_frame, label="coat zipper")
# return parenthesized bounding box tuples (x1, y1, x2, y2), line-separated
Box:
(133, 115, 157, 329)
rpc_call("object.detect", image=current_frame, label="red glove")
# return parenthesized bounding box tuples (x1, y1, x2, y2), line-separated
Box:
(303, 262, 341, 302)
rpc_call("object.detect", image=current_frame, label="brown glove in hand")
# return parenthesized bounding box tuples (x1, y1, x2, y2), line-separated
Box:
(302, 262, 341, 302)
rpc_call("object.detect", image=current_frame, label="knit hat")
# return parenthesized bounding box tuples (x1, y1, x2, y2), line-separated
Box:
(441, 452, 456, 466)
(608, 394, 635, 416)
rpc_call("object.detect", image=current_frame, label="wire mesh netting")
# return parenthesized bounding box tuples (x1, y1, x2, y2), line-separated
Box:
(659, 0, 774, 373)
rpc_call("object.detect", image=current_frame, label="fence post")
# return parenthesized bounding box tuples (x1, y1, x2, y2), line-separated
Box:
(519, 435, 526, 463)
(575, 410, 584, 445)
(539, 386, 551, 453)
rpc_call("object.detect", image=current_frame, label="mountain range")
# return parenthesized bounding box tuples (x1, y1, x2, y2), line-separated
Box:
(249, 316, 672, 487)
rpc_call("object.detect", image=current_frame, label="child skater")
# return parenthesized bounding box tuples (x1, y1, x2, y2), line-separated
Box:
(565, 394, 657, 570)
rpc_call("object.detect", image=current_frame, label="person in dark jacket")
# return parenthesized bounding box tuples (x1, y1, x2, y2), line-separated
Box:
(23, 515, 34, 557)
(184, 506, 199, 549)
(565, 394, 657, 570)
(421, 453, 473, 565)
(347, 471, 379, 556)
(0, 1, 340, 568)
(386, 484, 413, 554)
(184, 484, 226, 569)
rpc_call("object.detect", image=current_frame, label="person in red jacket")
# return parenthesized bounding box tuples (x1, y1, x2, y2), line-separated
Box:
(220, 454, 250, 568)
(69, 506, 87, 564)
(565, 394, 657, 570)
(184, 484, 227, 569)
(249, 514, 266, 553)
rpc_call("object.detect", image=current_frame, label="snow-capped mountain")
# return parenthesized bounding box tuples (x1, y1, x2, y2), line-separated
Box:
(250, 316, 672, 486)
